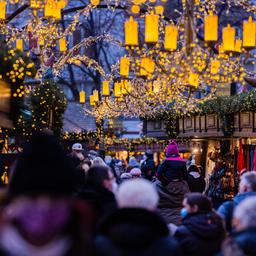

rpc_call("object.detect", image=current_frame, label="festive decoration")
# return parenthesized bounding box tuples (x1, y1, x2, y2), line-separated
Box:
(243, 16, 256, 48)
(124, 16, 138, 46)
(79, 90, 86, 104)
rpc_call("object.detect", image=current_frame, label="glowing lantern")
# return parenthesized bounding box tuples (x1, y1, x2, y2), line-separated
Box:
(210, 59, 220, 74)
(188, 72, 199, 88)
(79, 90, 86, 104)
(153, 80, 161, 93)
(39, 37, 44, 46)
(120, 57, 130, 78)
(93, 89, 99, 102)
(204, 11, 218, 41)
(140, 58, 155, 76)
(164, 24, 178, 51)
(114, 82, 121, 97)
(16, 39, 23, 51)
(0, 1, 6, 20)
(145, 12, 159, 43)
(131, 5, 140, 14)
(124, 80, 132, 93)
(59, 38, 67, 52)
(234, 39, 242, 53)
(222, 24, 235, 52)
(124, 16, 138, 46)
(44, 0, 61, 19)
(89, 95, 95, 106)
(155, 6, 164, 15)
(102, 81, 110, 96)
(90, 0, 100, 6)
(243, 16, 256, 47)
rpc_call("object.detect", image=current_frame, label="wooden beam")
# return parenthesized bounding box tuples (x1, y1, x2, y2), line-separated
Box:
(5, 4, 30, 24)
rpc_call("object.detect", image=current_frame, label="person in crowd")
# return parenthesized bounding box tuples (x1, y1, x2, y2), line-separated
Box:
(155, 141, 190, 225)
(130, 167, 142, 178)
(126, 156, 139, 172)
(187, 164, 206, 193)
(120, 172, 133, 182)
(76, 165, 117, 223)
(69, 142, 85, 168)
(92, 156, 107, 167)
(95, 179, 182, 256)
(174, 193, 226, 256)
(2, 132, 94, 256)
(218, 172, 256, 232)
(87, 150, 98, 162)
(74, 158, 92, 190)
(221, 196, 256, 256)
(141, 149, 156, 181)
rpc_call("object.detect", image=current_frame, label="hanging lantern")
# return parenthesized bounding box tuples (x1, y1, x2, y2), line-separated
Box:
(120, 57, 130, 77)
(131, 5, 140, 14)
(16, 39, 23, 51)
(93, 89, 99, 102)
(124, 80, 132, 94)
(90, 0, 100, 6)
(234, 39, 242, 53)
(79, 90, 86, 104)
(243, 16, 256, 48)
(114, 82, 121, 97)
(153, 80, 161, 93)
(39, 37, 44, 46)
(0, 1, 6, 19)
(222, 24, 235, 52)
(102, 80, 110, 96)
(164, 24, 178, 51)
(188, 72, 199, 88)
(59, 38, 67, 52)
(204, 11, 218, 41)
(210, 59, 220, 74)
(124, 16, 138, 46)
(89, 95, 95, 106)
(44, 0, 54, 17)
(140, 58, 155, 76)
(45, 0, 61, 19)
(145, 12, 159, 43)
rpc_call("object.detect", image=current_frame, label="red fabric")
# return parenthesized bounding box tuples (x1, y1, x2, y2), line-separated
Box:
(237, 140, 245, 172)
(253, 148, 256, 171)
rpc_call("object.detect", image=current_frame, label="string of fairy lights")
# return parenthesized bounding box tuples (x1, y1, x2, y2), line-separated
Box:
(0, 0, 256, 123)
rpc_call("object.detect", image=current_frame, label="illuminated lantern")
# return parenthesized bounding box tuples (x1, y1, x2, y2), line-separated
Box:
(124, 16, 138, 46)
(90, 0, 100, 6)
(79, 90, 86, 104)
(234, 39, 242, 52)
(59, 38, 67, 52)
(114, 82, 121, 97)
(89, 95, 95, 106)
(44, 0, 54, 17)
(93, 89, 99, 102)
(155, 6, 164, 15)
(140, 58, 155, 76)
(39, 37, 44, 46)
(0, 1, 6, 20)
(243, 16, 256, 47)
(188, 72, 199, 88)
(222, 24, 235, 52)
(102, 80, 110, 96)
(210, 59, 220, 74)
(131, 5, 140, 14)
(164, 24, 178, 51)
(120, 56, 130, 77)
(204, 11, 218, 41)
(16, 39, 23, 51)
(145, 12, 159, 43)
(153, 80, 161, 93)
(58, 0, 67, 8)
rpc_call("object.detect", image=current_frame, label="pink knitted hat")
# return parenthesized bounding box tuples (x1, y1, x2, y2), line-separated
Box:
(166, 141, 179, 157)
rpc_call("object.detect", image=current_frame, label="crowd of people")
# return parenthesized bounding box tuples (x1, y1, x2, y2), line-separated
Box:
(0, 133, 255, 255)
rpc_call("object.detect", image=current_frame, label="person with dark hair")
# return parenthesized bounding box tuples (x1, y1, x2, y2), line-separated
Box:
(76, 165, 118, 222)
(0, 132, 94, 256)
(187, 165, 206, 193)
(141, 149, 156, 181)
(155, 141, 190, 225)
(174, 193, 226, 256)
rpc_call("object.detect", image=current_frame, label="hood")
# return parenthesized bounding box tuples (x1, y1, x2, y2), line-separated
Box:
(2, 197, 71, 245)
(233, 192, 256, 206)
(98, 208, 169, 250)
(183, 212, 224, 239)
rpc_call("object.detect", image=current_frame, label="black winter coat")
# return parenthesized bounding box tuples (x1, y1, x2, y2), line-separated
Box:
(95, 208, 182, 256)
(187, 173, 206, 193)
(141, 158, 156, 180)
(174, 211, 226, 256)
(157, 157, 187, 185)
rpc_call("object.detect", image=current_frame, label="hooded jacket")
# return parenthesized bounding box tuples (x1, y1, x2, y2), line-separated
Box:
(95, 208, 182, 256)
(155, 180, 190, 225)
(218, 192, 256, 232)
(175, 211, 226, 256)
